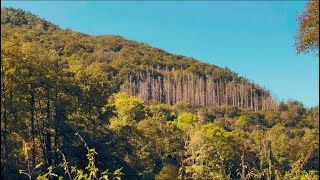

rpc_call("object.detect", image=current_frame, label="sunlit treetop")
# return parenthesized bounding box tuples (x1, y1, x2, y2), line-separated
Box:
(295, 0, 319, 56)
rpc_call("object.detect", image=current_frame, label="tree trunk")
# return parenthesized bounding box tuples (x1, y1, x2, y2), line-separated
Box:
(241, 142, 247, 180)
(46, 87, 52, 165)
(1, 83, 9, 178)
(30, 84, 36, 168)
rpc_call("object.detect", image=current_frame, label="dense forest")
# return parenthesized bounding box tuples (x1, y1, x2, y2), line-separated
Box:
(1, 8, 319, 180)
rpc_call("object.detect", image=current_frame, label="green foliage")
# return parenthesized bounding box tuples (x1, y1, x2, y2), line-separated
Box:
(234, 115, 258, 131)
(1, 8, 319, 180)
(155, 164, 179, 180)
(148, 104, 176, 120)
(173, 112, 200, 139)
(1, 7, 58, 30)
(111, 92, 147, 123)
(36, 137, 124, 180)
(295, 0, 319, 56)
(174, 112, 199, 128)
(264, 110, 282, 127)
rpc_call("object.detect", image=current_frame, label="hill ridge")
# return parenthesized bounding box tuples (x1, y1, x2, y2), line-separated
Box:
(1, 7, 277, 110)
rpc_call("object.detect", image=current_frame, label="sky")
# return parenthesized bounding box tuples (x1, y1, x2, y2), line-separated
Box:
(2, 1, 319, 108)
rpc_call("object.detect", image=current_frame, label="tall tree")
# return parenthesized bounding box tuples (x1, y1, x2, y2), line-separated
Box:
(295, 0, 319, 56)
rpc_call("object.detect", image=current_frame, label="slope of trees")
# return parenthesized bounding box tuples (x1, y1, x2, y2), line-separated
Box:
(1, 7, 319, 180)
(1, 7, 275, 110)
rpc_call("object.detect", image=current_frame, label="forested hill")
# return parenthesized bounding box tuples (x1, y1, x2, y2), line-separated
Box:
(2, 7, 319, 180)
(1, 7, 277, 110)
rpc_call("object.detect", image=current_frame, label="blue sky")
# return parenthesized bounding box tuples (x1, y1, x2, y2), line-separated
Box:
(2, 1, 319, 107)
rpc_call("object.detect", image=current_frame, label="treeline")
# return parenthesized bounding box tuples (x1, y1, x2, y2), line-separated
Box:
(120, 70, 277, 111)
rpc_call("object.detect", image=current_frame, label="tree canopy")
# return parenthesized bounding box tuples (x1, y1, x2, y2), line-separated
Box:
(295, 0, 319, 56)
(1, 7, 319, 180)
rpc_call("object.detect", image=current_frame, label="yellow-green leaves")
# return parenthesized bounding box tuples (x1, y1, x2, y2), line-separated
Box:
(155, 164, 179, 180)
(173, 112, 199, 131)
(295, 0, 319, 56)
(112, 92, 146, 123)
(234, 115, 258, 131)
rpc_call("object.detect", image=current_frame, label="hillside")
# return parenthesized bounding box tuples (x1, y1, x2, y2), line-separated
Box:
(1, 8, 318, 180)
(1, 7, 277, 111)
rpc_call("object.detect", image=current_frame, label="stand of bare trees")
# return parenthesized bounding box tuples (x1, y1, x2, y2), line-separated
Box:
(120, 68, 277, 111)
